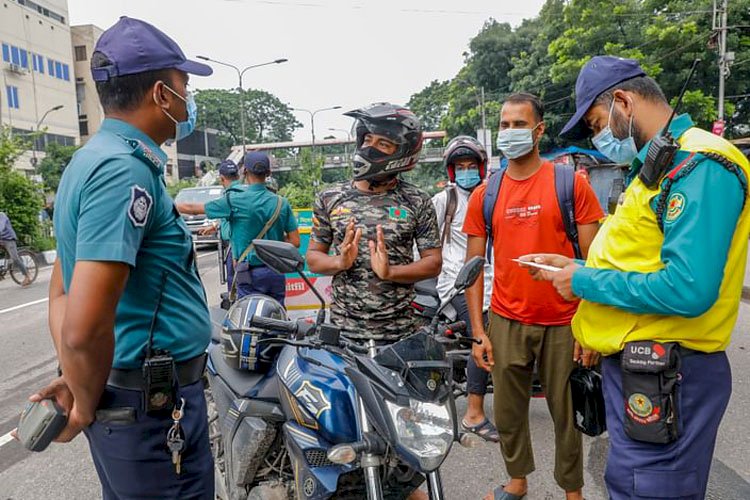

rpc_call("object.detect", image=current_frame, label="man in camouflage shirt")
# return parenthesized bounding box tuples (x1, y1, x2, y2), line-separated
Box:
(307, 103, 442, 341)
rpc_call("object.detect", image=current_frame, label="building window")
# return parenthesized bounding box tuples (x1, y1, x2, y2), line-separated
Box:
(74, 45, 86, 61)
(47, 58, 53, 75)
(62, 64, 69, 81)
(10, 45, 19, 65)
(1, 43, 9, 63)
(19, 48, 28, 68)
(35, 54, 44, 73)
(79, 120, 89, 137)
(5, 85, 19, 109)
(76, 82, 85, 103)
(54, 61, 62, 78)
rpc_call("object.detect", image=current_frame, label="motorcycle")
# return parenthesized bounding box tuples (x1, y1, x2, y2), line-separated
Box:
(205, 240, 485, 499)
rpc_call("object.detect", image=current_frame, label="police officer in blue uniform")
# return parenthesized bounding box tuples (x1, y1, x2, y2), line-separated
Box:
(27, 17, 214, 499)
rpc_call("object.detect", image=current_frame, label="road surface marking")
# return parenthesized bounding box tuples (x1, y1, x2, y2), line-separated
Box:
(0, 430, 15, 447)
(0, 298, 48, 315)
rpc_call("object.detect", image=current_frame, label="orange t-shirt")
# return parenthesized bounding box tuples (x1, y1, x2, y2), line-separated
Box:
(463, 162, 604, 325)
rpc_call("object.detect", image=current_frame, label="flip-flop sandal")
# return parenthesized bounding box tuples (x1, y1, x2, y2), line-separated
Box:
(461, 418, 500, 443)
(489, 485, 527, 500)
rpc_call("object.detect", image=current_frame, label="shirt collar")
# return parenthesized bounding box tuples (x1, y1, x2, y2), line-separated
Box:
(247, 183, 267, 192)
(631, 113, 695, 175)
(100, 118, 168, 173)
(229, 180, 243, 188)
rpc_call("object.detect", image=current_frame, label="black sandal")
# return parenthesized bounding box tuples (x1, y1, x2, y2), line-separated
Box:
(461, 418, 500, 443)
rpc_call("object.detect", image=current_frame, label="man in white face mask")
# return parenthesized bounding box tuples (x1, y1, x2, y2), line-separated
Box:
(461, 93, 604, 500)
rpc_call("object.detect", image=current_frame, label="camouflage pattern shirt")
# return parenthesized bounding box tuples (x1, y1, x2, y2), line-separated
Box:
(312, 180, 441, 340)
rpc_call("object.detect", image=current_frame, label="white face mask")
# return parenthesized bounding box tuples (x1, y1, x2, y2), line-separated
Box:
(496, 123, 542, 160)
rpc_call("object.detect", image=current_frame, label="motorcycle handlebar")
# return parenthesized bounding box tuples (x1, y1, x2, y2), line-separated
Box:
(250, 315, 298, 333)
(438, 320, 467, 336)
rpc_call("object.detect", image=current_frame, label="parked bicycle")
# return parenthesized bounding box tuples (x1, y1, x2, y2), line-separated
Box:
(0, 246, 39, 285)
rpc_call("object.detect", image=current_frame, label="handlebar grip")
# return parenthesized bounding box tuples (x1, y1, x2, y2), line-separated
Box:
(441, 320, 467, 336)
(250, 315, 297, 333)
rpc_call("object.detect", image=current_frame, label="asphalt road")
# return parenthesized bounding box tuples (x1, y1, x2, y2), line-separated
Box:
(0, 251, 749, 499)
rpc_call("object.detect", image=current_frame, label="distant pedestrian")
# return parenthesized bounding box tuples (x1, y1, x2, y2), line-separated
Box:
(0, 211, 32, 286)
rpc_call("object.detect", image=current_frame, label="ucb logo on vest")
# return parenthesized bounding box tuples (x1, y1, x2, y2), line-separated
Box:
(622, 341, 676, 372)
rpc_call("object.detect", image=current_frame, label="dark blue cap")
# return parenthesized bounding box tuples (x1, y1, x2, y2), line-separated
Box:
(243, 152, 271, 175)
(218, 159, 238, 176)
(92, 16, 212, 82)
(560, 56, 646, 140)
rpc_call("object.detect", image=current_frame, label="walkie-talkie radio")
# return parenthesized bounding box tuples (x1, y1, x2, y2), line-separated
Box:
(142, 273, 176, 413)
(639, 59, 701, 189)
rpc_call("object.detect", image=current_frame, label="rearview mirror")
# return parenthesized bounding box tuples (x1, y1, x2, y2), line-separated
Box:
(253, 240, 304, 275)
(454, 256, 485, 290)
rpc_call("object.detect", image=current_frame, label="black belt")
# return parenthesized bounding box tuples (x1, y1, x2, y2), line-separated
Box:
(107, 353, 207, 391)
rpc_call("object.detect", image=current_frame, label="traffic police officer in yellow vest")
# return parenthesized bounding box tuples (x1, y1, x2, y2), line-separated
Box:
(523, 56, 750, 499)
(29, 17, 215, 499)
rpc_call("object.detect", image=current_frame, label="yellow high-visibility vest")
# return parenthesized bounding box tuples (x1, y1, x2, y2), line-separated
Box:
(573, 128, 750, 355)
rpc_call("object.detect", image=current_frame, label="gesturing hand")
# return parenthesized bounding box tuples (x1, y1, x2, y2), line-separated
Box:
(369, 225, 391, 280)
(337, 218, 362, 271)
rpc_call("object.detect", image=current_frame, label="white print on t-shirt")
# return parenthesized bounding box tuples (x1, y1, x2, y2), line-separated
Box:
(505, 203, 542, 219)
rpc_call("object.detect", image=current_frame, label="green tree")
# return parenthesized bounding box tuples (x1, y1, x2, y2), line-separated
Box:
(38, 143, 78, 192)
(407, 80, 453, 132)
(195, 88, 302, 155)
(278, 149, 323, 208)
(0, 127, 43, 245)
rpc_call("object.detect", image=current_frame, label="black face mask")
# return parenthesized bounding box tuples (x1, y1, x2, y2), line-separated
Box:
(358, 146, 391, 162)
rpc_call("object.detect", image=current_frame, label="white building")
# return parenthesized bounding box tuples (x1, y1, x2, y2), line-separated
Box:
(0, 0, 79, 173)
(70, 23, 103, 143)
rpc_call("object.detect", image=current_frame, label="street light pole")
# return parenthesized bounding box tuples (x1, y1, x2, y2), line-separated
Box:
(196, 56, 288, 153)
(292, 106, 342, 156)
(33, 104, 63, 167)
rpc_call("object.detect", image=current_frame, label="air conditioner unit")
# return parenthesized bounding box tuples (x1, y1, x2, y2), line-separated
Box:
(7, 63, 28, 74)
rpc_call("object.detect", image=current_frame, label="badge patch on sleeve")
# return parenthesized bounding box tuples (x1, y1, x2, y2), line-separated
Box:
(128, 185, 153, 227)
(665, 192, 686, 223)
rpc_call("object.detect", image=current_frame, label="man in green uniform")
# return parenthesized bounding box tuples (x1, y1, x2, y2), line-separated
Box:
(199, 159, 244, 292)
(178, 151, 300, 302)
(26, 17, 214, 499)
(307, 103, 442, 340)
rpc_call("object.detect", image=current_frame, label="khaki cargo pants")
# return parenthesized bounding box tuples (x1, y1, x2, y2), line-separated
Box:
(488, 312, 584, 492)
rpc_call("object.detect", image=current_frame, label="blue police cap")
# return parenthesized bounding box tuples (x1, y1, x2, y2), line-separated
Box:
(218, 159, 238, 176)
(559, 56, 646, 140)
(92, 16, 212, 82)
(243, 152, 271, 175)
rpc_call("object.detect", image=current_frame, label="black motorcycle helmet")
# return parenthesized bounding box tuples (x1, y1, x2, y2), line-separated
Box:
(443, 136, 488, 183)
(344, 102, 424, 182)
(221, 294, 288, 373)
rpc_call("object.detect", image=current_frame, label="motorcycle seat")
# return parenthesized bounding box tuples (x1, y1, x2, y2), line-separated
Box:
(415, 278, 440, 299)
(209, 345, 265, 397)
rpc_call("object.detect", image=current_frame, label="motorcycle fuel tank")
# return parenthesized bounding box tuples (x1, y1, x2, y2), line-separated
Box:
(276, 346, 359, 445)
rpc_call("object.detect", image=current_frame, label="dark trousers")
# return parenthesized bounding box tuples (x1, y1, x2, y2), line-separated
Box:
(224, 245, 234, 293)
(0, 239, 28, 275)
(83, 380, 214, 500)
(451, 293, 489, 396)
(602, 351, 731, 499)
(236, 265, 286, 303)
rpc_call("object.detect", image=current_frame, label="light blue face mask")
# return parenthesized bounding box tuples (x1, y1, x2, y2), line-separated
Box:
(455, 168, 481, 189)
(161, 84, 197, 141)
(591, 98, 638, 165)
(496, 123, 541, 160)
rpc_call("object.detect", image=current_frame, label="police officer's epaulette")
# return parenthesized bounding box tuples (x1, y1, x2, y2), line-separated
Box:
(120, 136, 163, 171)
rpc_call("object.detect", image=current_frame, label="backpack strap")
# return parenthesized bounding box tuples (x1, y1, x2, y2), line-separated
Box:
(482, 168, 506, 263)
(441, 185, 458, 245)
(553, 163, 582, 260)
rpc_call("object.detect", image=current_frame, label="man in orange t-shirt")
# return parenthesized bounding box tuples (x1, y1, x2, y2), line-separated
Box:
(462, 93, 603, 500)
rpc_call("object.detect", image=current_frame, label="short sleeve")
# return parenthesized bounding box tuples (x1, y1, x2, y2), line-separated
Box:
(282, 199, 298, 233)
(462, 182, 488, 237)
(311, 194, 333, 246)
(573, 171, 605, 225)
(432, 191, 447, 235)
(415, 196, 441, 252)
(76, 158, 155, 267)
(205, 195, 231, 219)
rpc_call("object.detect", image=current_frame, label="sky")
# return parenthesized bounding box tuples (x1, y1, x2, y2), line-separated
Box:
(67, 0, 546, 141)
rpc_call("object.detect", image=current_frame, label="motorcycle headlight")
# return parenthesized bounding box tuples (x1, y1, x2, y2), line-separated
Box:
(385, 399, 454, 471)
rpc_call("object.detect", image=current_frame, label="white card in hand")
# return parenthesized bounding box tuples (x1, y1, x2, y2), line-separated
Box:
(511, 258, 562, 272)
